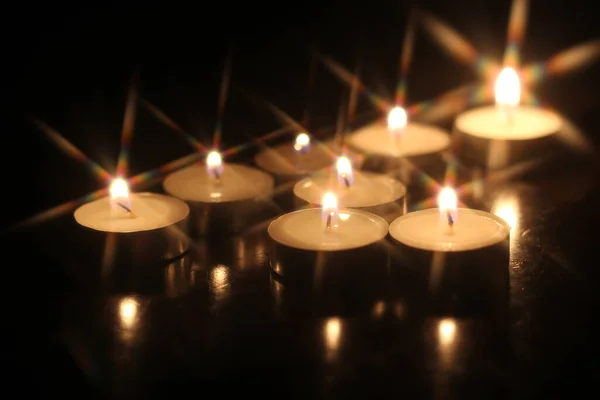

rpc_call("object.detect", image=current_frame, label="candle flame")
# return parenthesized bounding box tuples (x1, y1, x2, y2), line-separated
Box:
(495, 67, 521, 108)
(336, 156, 354, 187)
(387, 106, 408, 136)
(206, 150, 223, 180)
(438, 186, 458, 225)
(109, 177, 131, 210)
(321, 191, 339, 229)
(294, 133, 310, 153)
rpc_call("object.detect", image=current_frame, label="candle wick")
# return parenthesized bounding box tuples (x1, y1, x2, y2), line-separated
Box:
(296, 146, 309, 155)
(343, 176, 350, 188)
(326, 212, 333, 230)
(117, 202, 136, 218)
(212, 170, 222, 185)
(446, 211, 454, 228)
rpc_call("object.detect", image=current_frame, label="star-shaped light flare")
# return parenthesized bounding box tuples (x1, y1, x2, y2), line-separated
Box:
(420, 0, 600, 93)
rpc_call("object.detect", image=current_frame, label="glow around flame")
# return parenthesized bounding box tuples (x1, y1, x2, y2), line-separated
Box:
(387, 106, 408, 136)
(336, 156, 354, 187)
(495, 67, 521, 108)
(492, 194, 519, 231)
(294, 133, 310, 153)
(110, 177, 131, 209)
(206, 150, 223, 179)
(321, 191, 339, 228)
(438, 319, 456, 346)
(438, 186, 458, 223)
(492, 194, 521, 254)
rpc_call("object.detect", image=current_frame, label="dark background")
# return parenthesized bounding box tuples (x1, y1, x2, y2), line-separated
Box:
(5, 0, 600, 398)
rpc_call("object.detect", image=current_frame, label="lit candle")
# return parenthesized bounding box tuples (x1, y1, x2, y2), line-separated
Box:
(163, 150, 276, 235)
(390, 186, 508, 252)
(321, 192, 339, 230)
(335, 155, 354, 188)
(74, 177, 190, 264)
(293, 132, 311, 153)
(254, 132, 364, 183)
(388, 187, 509, 317)
(454, 67, 563, 169)
(346, 106, 451, 175)
(206, 150, 224, 181)
(293, 155, 406, 222)
(268, 192, 389, 285)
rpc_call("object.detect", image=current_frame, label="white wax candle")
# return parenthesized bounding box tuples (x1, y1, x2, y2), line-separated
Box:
(389, 208, 509, 252)
(268, 208, 388, 251)
(348, 122, 450, 157)
(255, 140, 356, 176)
(294, 171, 405, 208)
(163, 163, 274, 203)
(74, 193, 189, 233)
(455, 105, 562, 140)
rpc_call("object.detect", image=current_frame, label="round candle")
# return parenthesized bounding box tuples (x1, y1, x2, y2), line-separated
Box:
(291, 156, 406, 223)
(254, 132, 363, 178)
(453, 67, 563, 169)
(74, 192, 189, 233)
(455, 105, 562, 140)
(348, 121, 450, 158)
(269, 192, 390, 285)
(389, 208, 509, 252)
(163, 152, 277, 235)
(294, 171, 405, 208)
(389, 187, 509, 318)
(74, 179, 190, 265)
(389, 206, 510, 318)
(163, 163, 274, 203)
(268, 208, 388, 251)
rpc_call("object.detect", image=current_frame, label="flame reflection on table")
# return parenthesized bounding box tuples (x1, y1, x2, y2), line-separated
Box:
(491, 192, 521, 257)
(118, 296, 142, 342)
(437, 318, 458, 371)
(324, 317, 342, 362)
(210, 264, 231, 303)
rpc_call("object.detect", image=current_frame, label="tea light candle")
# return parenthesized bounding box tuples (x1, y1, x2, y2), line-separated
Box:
(74, 178, 190, 265)
(163, 150, 277, 235)
(294, 155, 406, 222)
(390, 205, 509, 252)
(389, 187, 509, 317)
(347, 106, 450, 176)
(268, 192, 389, 285)
(254, 132, 364, 183)
(453, 67, 563, 169)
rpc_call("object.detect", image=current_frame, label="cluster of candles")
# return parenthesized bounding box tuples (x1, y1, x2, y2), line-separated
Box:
(74, 66, 557, 270)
